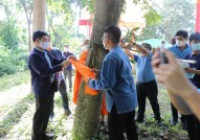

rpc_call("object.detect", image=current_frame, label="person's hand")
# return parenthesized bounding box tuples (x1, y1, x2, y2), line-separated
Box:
(82, 76, 90, 83)
(67, 55, 77, 61)
(152, 49, 193, 97)
(61, 60, 70, 68)
(91, 69, 100, 73)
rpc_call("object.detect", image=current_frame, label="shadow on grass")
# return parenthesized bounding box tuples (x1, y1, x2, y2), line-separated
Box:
(0, 93, 34, 138)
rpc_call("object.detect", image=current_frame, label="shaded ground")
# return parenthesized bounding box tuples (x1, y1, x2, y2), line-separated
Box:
(0, 71, 188, 140)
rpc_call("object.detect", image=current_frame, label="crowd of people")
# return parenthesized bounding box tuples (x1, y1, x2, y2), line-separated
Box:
(28, 25, 200, 140)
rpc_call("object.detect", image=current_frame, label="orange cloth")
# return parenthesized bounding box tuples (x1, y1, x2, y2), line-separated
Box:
(70, 51, 108, 115)
(101, 95, 108, 115)
(71, 51, 97, 104)
(69, 59, 98, 96)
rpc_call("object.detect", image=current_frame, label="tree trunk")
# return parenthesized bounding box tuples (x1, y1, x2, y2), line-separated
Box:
(28, 21, 32, 51)
(33, 0, 46, 31)
(73, 0, 125, 139)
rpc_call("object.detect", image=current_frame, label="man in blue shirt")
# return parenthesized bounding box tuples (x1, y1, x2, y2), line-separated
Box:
(124, 43, 162, 125)
(183, 33, 200, 140)
(84, 25, 138, 140)
(28, 31, 70, 140)
(63, 45, 74, 91)
(168, 30, 192, 126)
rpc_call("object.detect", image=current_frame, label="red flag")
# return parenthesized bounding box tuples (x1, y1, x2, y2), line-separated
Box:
(196, 0, 200, 32)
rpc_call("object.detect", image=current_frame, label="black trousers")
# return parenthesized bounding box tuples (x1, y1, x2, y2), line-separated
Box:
(184, 115, 200, 140)
(32, 95, 53, 140)
(136, 80, 161, 120)
(50, 80, 70, 117)
(108, 105, 138, 140)
(171, 102, 186, 123)
(171, 103, 179, 121)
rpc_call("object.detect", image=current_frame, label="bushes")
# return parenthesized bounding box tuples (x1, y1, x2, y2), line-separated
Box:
(0, 46, 28, 77)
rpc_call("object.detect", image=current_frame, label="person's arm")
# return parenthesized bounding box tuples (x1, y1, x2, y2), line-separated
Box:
(133, 43, 149, 56)
(124, 49, 135, 60)
(167, 89, 192, 115)
(29, 54, 69, 77)
(87, 57, 117, 90)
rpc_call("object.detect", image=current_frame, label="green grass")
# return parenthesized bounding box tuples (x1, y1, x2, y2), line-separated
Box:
(0, 70, 30, 92)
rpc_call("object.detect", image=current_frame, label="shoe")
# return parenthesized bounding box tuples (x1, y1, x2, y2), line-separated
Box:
(43, 134, 55, 140)
(157, 119, 164, 126)
(182, 122, 188, 130)
(135, 117, 145, 123)
(49, 113, 54, 122)
(170, 119, 178, 126)
(65, 109, 71, 117)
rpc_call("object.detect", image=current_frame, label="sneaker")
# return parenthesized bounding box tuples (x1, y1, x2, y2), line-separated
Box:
(170, 119, 178, 126)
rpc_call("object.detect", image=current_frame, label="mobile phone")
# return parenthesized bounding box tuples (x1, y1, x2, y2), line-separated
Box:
(159, 50, 169, 64)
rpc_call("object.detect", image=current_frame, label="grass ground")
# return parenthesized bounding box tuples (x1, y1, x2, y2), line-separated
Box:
(0, 71, 188, 140)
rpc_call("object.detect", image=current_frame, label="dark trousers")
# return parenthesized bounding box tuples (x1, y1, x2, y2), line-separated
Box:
(64, 70, 73, 90)
(50, 80, 70, 117)
(184, 115, 200, 140)
(171, 103, 186, 123)
(136, 80, 161, 120)
(108, 105, 138, 140)
(171, 103, 179, 121)
(32, 95, 53, 140)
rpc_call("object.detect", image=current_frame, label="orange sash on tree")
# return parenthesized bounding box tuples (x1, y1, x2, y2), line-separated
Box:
(70, 51, 108, 115)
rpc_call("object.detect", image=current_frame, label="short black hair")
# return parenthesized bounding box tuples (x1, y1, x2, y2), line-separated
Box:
(104, 25, 121, 44)
(64, 44, 69, 48)
(142, 43, 152, 49)
(33, 30, 48, 42)
(171, 38, 176, 45)
(189, 33, 200, 42)
(175, 30, 188, 39)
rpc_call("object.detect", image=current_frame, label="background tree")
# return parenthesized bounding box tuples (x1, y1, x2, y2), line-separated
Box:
(17, 0, 33, 51)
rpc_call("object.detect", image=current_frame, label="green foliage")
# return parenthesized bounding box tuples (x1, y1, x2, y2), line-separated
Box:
(0, 46, 28, 77)
(144, 6, 162, 26)
(140, 0, 195, 41)
(0, 19, 25, 48)
(76, 0, 96, 13)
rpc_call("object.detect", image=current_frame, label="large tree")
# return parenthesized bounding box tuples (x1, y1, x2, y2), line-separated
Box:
(73, 0, 125, 139)
(17, 0, 33, 51)
(33, 0, 46, 31)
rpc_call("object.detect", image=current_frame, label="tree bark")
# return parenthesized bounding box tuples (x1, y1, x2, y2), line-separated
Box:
(33, 0, 46, 31)
(73, 0, 125, 139)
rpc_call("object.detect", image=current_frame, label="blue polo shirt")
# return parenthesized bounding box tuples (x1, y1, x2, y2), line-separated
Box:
(88, 46, 137, 114)
(134, 53, 155, 83)
(186, 54, 200, 88)
(168, 44, 192, 59)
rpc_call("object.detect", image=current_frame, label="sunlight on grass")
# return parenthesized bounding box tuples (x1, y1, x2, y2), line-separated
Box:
(0, 71, 30, 92)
